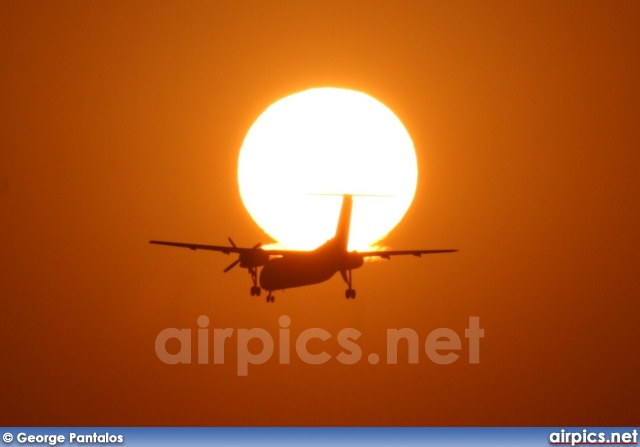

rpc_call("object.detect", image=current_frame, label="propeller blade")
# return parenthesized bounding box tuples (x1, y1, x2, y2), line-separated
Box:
(223, 258, 241, 273)
(222, 240, 262, 273)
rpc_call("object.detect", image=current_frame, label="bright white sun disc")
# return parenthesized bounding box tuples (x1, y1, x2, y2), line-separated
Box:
(238, 88, 418, 250)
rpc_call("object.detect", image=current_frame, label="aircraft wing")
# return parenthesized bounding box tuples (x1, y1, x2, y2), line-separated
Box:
(150, 240, 242, 254)
(150, 240, 457, 259)
(149, 240, 294, 256)
(356, 249, 458, 259)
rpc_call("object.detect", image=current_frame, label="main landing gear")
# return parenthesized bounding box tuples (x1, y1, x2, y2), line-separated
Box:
(247, 266, 274, 303)
(341, 269, 356, 299)
(345, 289, 356, 299)
(248, 267, 261, 296)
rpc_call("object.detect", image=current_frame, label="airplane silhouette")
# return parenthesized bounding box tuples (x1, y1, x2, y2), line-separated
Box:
(150, 194, 457, 302)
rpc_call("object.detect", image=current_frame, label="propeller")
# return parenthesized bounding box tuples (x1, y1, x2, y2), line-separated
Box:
(223, 237, 262, 272)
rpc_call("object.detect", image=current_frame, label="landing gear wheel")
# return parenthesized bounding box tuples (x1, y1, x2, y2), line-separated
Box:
(345, 288, 356, 299)
(266, 295, 275, 303)
(341, 270, 356, 299)
(248, 267, 261, 296)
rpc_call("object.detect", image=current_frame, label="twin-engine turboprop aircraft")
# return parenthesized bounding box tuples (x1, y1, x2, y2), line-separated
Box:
(150, 195, 457, 302)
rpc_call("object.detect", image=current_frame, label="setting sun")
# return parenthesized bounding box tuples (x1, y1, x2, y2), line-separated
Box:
(238, 88, 417, 250)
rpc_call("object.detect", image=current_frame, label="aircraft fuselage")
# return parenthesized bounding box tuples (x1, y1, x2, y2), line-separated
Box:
(259, 242, 364, 291)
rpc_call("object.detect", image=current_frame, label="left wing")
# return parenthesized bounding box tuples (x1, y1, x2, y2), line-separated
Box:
(356, 249, 458, 259)
(149, 240, 298, 256)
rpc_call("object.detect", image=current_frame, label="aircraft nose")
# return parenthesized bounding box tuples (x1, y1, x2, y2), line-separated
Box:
(258, 261, 275, 291)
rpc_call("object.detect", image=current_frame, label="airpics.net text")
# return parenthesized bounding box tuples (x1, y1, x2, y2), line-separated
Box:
(155, 316, 484, 376)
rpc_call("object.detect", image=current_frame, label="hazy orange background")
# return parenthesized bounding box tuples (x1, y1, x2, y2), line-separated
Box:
(1, 1, 639, 425)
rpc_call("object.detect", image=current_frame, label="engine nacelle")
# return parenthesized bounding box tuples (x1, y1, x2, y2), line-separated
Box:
(239, 250, 270, 268)
(344, 252, 364, 270)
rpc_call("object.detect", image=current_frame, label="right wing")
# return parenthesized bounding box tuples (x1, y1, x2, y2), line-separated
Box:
(356, 249, 458, 259)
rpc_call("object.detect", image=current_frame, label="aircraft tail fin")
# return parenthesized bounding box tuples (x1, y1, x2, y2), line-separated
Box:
(334, 194, 353, 251)
(307, 193, 393, 251)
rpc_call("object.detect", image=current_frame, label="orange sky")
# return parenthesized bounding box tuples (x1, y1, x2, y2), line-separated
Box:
(1, 1, 639, 425)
